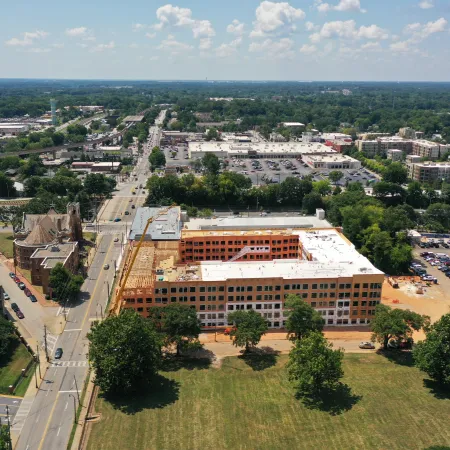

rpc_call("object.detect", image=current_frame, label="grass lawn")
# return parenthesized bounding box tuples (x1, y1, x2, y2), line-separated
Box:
(87, 353, 450, 450)
(0, 232, 14, 258)
(0, 343, 34, 396)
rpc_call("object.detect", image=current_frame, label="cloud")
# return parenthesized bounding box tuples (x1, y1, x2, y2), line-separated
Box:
(5, 30, 48, 47)
(149, 55, 159, 61)
(418, 0, 433, 8)
(305, 22, 318, 32)
(129, 43, 139, 49)
(299, 44, 316, 54)
(227, 19, 245, 36)
(316, 0, 366, 13)
(250, 1, 305, 38)
(90, 41, 115, 52)
(51, 43, 64, 49)
(65, 27, 88, 37)
(145, 32, 156, 39)
(132, 23, 147, 32)
(390, 41, 410, 52)
(199, 38, 213, 50)
(249, 37, 295, 58)
(360, 42, 381, 51)
(404, 17, 447, 41)
(27, 47, 51, 53)
(153, 4, 215, 38)
(215, 37, 242, 57)
(192, 20, 215, 38)
(310, 20, 388, 42)
(157, 35, 194, 54)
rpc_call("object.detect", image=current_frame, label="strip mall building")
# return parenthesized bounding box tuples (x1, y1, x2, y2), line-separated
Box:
(118, 208, 384, 329)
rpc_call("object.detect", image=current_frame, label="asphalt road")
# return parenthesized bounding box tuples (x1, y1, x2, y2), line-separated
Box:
(15, 111, 165, 450)
(0, 395, 22, 423)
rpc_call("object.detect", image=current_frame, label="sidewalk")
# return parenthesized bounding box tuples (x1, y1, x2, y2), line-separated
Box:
(2, 256, 57, 308)
(8, 317, 50, 448)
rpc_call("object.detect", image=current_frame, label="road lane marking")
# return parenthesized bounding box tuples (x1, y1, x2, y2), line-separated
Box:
(50, 361, 88, 368)
(64, 329, 82, 331)
(64, 401, 68, 411)
(37, 392, 59, 450)
(57, 427, 61, 436)
(59, 390, 80, 393)
(35, 414, 40, 423)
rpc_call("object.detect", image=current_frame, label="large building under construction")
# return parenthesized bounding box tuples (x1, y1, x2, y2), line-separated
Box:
(116, 207, 384, 328)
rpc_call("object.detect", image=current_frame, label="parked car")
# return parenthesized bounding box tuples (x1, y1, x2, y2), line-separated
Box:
(14, 277, 20, 284)
(24, 288, 31, 297)
(103, 264, 110, 270)
(9, 272, 15, 278)
(16, 310, 24, 320)
(124, 211, 130, 215)
(29, 294, 37, 303)
(114, 218, 121, 222)
(11, 302, 19, 312)
(54, 348, 63, 359)
(3, 292, 10, 300)
(359, 341, 375, 349)
(18, 283, 26, 290)
(113, 237, 119, 242)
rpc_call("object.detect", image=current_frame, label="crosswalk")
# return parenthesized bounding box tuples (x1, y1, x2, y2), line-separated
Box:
(41, 333, 59, 355)
(11, 397, 34, 435)
(50, 360, 88, 368)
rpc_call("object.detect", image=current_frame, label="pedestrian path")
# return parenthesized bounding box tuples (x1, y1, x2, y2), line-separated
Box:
(50, 360, 88, 368)
(41, 333, 59, 354)
(11, 397, 34, 435)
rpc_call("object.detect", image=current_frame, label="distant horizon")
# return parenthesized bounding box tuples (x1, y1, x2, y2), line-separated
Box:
(1, 78, 450, 84)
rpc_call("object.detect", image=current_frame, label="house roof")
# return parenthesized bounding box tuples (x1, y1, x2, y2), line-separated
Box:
(23, 219, 56, 245)
(23, 209, 70, 233)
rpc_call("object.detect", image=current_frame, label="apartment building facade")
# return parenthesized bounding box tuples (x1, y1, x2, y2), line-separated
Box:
(407, 161, 450, 183)
(120, 229, 384, 329)
(412, 140, 450, 160)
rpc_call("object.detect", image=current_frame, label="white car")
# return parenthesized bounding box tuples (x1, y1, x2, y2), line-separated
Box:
(359, 341, 375, 349)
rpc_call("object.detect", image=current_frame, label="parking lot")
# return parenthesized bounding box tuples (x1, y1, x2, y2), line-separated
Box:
(412, 240, 450, 286)
(160, 145, 379, 187)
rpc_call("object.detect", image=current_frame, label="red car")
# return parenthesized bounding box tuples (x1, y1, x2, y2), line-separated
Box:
(16, 309, 24, 319)
(24, 288, 31, 297)
(14, 277, 21, 283)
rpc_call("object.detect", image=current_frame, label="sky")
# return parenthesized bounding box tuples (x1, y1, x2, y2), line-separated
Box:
(1, 0, 450, 81)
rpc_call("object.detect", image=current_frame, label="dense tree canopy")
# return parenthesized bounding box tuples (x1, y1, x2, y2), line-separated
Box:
(284, 295, 324, 341)
(414, 314, 450, 386)
(370, 304, 429, 349)
(0, 316, 19, 359)
(87, 309, 161, 394)
(227, 310, 268, 352)
(287, 331, 344, 396)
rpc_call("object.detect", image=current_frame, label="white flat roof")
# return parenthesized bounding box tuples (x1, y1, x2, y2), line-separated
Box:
(189, 141, 336, 155)
(305, 154, 359, 162)
(185, 215, 333, 230)
(282, 122, 305, 127)
(199, 229, 383, 281)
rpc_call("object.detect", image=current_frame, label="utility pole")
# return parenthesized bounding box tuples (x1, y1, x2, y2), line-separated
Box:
(36, 344, 41, 378)
(43, 325, 49, 362)
(5, 405, 12, 450)
(113, 259, 116, 273)
(73, 375, 81, 404)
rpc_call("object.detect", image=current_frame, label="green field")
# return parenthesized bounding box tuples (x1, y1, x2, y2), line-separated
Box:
(0, 343, 34, 396)
(88, 353, 450, 450)
(0, 232, 14, 258)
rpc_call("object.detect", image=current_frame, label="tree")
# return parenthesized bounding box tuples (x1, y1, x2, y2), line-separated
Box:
(328, 170, 344, 185)
(0, 172, 16, 198)
(227, 310, 268, 352)
(148, 304, 201, 356)
(149, 146, 166, 170)
(313, 180, 332, 196)
(284, 294, 324, 341)
(202, 153, 220, 175)
(370, 304, 429, 349)
(302, 192, 324, 214)
(0, 316, 18, 359)
(414, 314, 450, 386)
(49, 263, 82, 302)
(0, 425, 10, 450)
(287, 331, 344, 396)
(382, 162, 407, 184)
(406, 181, 426, 209)
(87, 309, 161, 395)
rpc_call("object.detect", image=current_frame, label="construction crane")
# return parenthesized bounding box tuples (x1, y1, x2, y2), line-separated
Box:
(110, 204, 176, 315)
